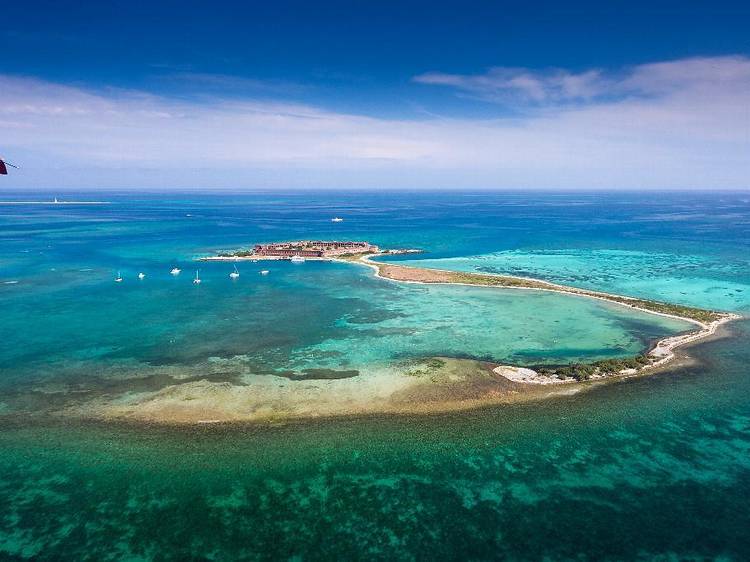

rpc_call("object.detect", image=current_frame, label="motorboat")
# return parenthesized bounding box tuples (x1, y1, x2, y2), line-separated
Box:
(170, 267, 181, 275)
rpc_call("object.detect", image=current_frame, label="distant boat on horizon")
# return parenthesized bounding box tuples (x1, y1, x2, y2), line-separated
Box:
(0, 198, 108, 205)
(290, 255, 305, 263)
(331, 217, 344, 222)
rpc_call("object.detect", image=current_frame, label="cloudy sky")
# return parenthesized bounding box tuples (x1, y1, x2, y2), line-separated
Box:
(1, 0, 749, 190)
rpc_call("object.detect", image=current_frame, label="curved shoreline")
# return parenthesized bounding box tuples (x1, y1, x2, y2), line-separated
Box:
(343, 253, 741, 384)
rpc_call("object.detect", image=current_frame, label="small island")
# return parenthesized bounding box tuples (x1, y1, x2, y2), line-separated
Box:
(203, 240, 739, 384)
(201, 240, 382, 260)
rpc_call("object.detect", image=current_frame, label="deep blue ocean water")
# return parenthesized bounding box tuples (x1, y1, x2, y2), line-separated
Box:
(1, 190, 749, 560)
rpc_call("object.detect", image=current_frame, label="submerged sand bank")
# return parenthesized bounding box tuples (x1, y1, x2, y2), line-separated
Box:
(64, 358, 580, 425)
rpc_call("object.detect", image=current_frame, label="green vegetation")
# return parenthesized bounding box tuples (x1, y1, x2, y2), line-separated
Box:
(598, 297, 722, 324)
(442, 271, 547, 289)
(592, 354, 652, 374)
(536, 354, 654, 381)
(384, 265, 723, 324)
(555, 363, 597, 381)
(218, 249, 253, 257)
(336, 252, 376, 261)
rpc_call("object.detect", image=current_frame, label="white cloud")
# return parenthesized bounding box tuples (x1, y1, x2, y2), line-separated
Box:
(414, 55, 750, 107)
(414, 67, 612, 103)
(1, 56, 749, 189)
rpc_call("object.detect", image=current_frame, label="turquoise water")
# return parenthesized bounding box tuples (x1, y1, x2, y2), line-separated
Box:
(395, 248, 750, 312)
(1, 191, 749, 559)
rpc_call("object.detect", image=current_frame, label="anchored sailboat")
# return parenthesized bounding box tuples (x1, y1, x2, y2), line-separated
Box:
(115, 271, 123, 283)
(229, 265, 240, 279)
(193, 270, 201, 284)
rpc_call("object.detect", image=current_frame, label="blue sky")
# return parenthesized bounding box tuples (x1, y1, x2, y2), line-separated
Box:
(2, 0, 749, 189)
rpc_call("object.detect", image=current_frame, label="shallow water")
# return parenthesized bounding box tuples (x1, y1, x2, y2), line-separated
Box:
(1, 190, 749, 560)
(397, 248, 750, 311)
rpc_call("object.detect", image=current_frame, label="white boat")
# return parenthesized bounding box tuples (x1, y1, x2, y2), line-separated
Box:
(229, 265, 240, 279)
(170, 267, 181, 276)
(115, 271, 123, 283)
(138, 272, 146, 280)
(260, 270, 269, 275)
(290, 255, 305, 263)
(193, 270, 201, 284)
(331, 217, 344, 222)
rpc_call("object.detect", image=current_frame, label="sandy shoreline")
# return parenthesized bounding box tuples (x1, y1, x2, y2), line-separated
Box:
(347, 254, 741, 384)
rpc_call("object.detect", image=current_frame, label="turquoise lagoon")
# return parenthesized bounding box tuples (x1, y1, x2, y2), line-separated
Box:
(1, 191, 749, 560)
